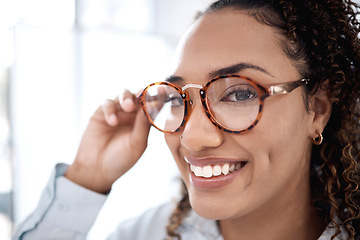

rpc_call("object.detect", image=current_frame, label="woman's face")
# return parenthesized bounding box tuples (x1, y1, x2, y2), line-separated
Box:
(165, 9, 316, 220)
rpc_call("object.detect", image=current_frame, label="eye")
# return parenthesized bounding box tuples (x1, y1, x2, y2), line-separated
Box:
(220, 84, 258, 103)
(166, 93, 184, 107)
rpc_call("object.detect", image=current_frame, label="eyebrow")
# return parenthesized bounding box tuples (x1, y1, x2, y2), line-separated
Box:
(165, 62, 273, 83)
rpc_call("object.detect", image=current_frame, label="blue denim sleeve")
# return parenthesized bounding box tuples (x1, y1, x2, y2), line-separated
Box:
(13, 163, 107, 240)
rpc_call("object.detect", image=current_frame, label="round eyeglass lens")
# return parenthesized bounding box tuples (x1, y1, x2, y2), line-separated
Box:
(206, 77, 260, 131)
(143, 84, 185, 132)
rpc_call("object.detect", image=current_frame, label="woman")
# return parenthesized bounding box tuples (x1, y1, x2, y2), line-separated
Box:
(15, 0, 360, 239)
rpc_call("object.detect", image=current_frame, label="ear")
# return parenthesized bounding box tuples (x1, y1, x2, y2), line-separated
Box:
(309, 81, 332, 138)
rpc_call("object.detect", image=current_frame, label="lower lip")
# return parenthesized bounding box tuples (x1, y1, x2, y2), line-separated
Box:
(189, 164, 247, 189)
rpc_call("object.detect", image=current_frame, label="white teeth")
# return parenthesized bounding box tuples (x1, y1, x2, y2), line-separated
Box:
(190, 162, 245, 178)
(213, 165, 222, 176)
(194, 166, 203, 177)
(221, 164, 229, 175)
(203, 166, 212, 178)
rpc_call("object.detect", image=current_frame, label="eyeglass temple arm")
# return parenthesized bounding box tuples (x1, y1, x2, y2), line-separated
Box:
(268, 78, 310, 95)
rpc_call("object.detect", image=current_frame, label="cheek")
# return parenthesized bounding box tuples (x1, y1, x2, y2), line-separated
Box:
(223, 98, 313, 213)
(261, 99, 311, 169)
(164, 133, 180, 159)
(260, 92, 311, 142)
(240, 94, 313, 174)
(165, 133, 188, 176)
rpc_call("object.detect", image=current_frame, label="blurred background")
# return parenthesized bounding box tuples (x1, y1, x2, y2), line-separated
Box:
(0, 0, 214, 239)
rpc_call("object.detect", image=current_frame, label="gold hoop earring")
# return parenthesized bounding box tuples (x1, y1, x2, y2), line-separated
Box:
(312, 132, 323, 145)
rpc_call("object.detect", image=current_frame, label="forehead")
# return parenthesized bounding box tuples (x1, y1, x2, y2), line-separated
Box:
(170, 9, 297, 82)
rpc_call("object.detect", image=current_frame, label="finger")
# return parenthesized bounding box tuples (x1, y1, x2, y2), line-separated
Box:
(119, 89, 137, 112)
(130, 108, 152, 149)
(102, 99, 120, 126)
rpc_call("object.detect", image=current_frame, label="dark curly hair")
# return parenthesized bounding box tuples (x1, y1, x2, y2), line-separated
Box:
(166, 0, 360, 239)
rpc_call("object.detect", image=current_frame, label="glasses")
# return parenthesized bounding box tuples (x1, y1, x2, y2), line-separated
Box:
(137, 74, 309, 134)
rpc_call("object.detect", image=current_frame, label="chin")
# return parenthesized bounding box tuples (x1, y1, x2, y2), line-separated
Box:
(188, 190, 242, 220)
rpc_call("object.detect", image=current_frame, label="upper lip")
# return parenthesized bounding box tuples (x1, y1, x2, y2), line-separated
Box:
(184, 155, 248, 166)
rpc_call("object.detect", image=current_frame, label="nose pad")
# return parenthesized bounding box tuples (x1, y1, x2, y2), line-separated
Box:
(180, 99, 223, 151)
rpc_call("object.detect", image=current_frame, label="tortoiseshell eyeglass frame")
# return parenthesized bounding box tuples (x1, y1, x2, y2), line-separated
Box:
(137, 74, 310, 134)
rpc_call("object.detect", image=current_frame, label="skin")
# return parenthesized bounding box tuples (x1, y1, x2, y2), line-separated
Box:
(65, 8, 332, 240)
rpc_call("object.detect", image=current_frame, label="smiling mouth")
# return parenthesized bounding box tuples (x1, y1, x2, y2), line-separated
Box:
(189, 162, 247, 178)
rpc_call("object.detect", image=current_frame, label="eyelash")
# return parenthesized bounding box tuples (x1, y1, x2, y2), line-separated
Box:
(220, 85, 258, 103)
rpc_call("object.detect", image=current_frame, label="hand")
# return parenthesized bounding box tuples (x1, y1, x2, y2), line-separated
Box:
(65, 90, 151, 194)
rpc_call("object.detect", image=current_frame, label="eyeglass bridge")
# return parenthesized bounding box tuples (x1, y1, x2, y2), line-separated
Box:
(182, 83, 204, 91)
(181, 84, 206, 105)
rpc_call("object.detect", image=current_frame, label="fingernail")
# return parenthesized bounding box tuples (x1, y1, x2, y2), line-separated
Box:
(109, 114, 117, 125)
(123, 98, 134, 110)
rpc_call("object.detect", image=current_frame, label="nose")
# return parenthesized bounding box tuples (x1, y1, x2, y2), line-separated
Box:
(180, 100, 224, 152)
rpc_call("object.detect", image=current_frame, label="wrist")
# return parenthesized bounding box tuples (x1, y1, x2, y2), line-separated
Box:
(64, 162, 113, 194)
